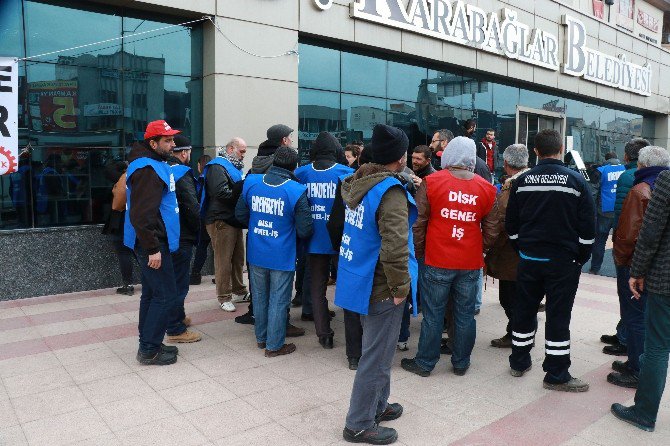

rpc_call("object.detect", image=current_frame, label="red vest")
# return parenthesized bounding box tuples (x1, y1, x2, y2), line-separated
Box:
(424, 170, 497, 270)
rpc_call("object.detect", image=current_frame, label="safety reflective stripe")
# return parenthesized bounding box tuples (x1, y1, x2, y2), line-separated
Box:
(516, 185, 582, 196)
(546, 340, 570, 347)
(579, 238, 595, 244)
(546, 348, 571, 355)
(512, 331, 535, 339)
(512, 339, 534, 347)
(509, 234, 519, 240)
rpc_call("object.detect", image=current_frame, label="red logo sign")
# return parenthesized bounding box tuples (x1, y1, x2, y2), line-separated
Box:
(637, 9, 659, 33)
(592, 0, 604, 19)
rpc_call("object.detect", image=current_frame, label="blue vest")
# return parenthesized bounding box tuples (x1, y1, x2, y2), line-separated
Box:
(598, 163, 625, 213)
(243, 174, 307, 271)
(200, 157, 243, 216)
(124, 158, 180, 252)
(334, 177, 419, 316)
(171, 164, 194, 183)
(295, 163, 354, 254)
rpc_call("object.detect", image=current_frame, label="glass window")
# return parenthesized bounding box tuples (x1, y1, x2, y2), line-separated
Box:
(519, 88, 566, 114)
(387, 62, 426, 102)
(387, 99, 428, 150)
(0, 0, 25, 59)
(298, 44, 340, 91)
(342, 94, 386, 142)
(341, 52, 386, 98)
(298, 89, 342, 163)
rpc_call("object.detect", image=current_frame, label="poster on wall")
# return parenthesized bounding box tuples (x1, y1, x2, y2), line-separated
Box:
(592, 0, 605, 20)
(0, 57, 19, 175)
(617, 0, 635, 32)
(28, 80, 78, 132)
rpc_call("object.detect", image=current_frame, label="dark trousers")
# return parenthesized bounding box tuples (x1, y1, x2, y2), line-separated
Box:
(167, 243, 193, 336)
(591, 214, 613, 272)
(112, 238, 136, 285)
(135, 244, 177, 354)
(295, 245, 313, 316)
(344, 309, 363, 360)
(345, 298, 405, 431)
(398, 299, 411, 343)
(308, 254, 333, 338)
(510, 258, 581, 384)
(617, 265, 647, 374)
(615, 266, 630, 346)
(191, 236, 210, 277)
(634, 293, 670, 423)
(499, 280, 516, 336)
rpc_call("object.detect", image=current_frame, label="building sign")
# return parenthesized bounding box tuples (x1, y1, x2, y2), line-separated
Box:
(637, 9, 659, 32)
(0, 57, 19, 175)
(83, 103, 122, 117)
(562, 15, 651, 96)
(592, 0, 604, 20)
(28, 80, 79, 132)
(617, 0, 635, 32)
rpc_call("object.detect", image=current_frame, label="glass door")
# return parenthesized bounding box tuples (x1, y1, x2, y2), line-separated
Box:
(516, 107, 566, 165)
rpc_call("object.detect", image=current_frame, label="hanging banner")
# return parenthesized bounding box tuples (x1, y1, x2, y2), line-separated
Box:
(0, 57, 18, 176)
(592, 0, 605, 20)
(617, 0, 635, 32)
(28, 80, 78, 132)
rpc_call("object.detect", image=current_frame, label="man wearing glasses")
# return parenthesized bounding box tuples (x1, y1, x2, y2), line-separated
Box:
(428, 129, 453, 172)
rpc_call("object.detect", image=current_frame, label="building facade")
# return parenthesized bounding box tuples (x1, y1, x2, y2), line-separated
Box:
(1, 0, 670, 299)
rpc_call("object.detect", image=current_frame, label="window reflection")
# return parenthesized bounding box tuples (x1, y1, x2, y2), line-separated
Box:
(298, 44, 340, 91)
(342, 94, 386, 141)
(387, 62, 427, 102)
(342, 52, 386, 98)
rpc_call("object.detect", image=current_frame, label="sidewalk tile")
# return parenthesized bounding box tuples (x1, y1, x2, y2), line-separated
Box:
(116, 414, 207, 446)
(277, 403, 344, 446)
(0, 351, 60, 378)
(243, 383, 326, 421)
(137, 361, 207, 391)
(216, 365, 290, 397)
(159, 378, 236, 413)
(68, 432, 121, 446)
(3, 365, 73, 398)
(65, 355, 132, 384)
(53, 342, 116, 366)
(293, 369, 355, 404)
(0, 399, 18, 428)
(81, 373, 155, 406)
(12, 385, 90, 424)
(185, 398, 270, 441)
(213, 422, 307, 446)
(96, 393, 177, 432)
(189, 350, 261, 377)
(0, 425, 28, 446)
(22, 407, 110, 446)
(260, 354, 333, 383)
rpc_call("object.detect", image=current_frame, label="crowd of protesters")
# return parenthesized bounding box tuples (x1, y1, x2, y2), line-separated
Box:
(118, 118, 670, 444)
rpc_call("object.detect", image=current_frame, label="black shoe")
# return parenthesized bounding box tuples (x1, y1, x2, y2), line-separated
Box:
(291, 295, 302, 307)
(601, 334, 620, 345)
(612, 360, 629, 374)
(453, 365, 469, 376)
(611, 403, 655, 432)
(607, 371, 639, 389)
(400, 358, 430, 377)
(211, 278, 215, 284)
(286, 323, 305, 337)
(348, 357, 359, 370)
(161, 343, 178, 355)
(603, 344, 627, 356)
(234, 311, 255, 325)
(474, 309, 480, 315)
(376, 403, 403, 422)
(329, 310, 336, 318)
(589, 269, 600, 275)
(301, 313, 314, 321)
(491, 334, 512, 348)
(319, 334, 334, 349)
(343, 425, 398, 444)
(136, 349, 177, 366)
(189, 274, 201, 285)
(440, 338, 453, 355)
(116, 285, 134, 296)
(537, 303, 546, 312)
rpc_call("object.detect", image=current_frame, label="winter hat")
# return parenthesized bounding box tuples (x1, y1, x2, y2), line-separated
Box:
(358, 145, 373, 166)
(172, 135, 192, 151)
(369, 124, 409, 165)
(309, 132, 340, 161)
(272, 146, 299, 171)
(267, 124, 294, 145)
(441, 136, 476, 171)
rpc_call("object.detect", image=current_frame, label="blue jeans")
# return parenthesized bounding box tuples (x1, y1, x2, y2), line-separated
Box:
(475, 268, 483, 311)
(634, 293, 670, 423)
(415, 266, 478, 370)
(591, 214, 613, 272)
(249, 265, 294, 351)
(615, 265, 629, 346)
(167, 243, 193, 336)
(135, 244, 177, 354)
(617, 265, 647, 374)
(398, 299, 410, 343)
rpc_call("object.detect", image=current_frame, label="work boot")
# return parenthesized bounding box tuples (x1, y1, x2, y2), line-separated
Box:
(607, 371, 639, 389)
(491, 334, 512, 348)
(543, 377, 589, 392)
(286, 323, 305, 337)
(376, 403, 403, 422)
(342, 424, 398, 445)
(612, 360, 629, 374)
(291, 294, 302, 307)
(183, 316, 192, 327)
(189, 274, 201, 285)
(348, 357, 359, 370)
(136, 349, 177, 366)
(600, 334, 619, 345)
(161, 343, 178, 355)
(116, 285, 134, 296)
(603, 343, 627, 356)
(265, 343, 296, 358)
(166, 330, 202, 343)
(319, 334, 334, 349)
(611, 404, 655, 432)
(400, 358, 430, 377)
(235, 311, 254, 325)
(510, 365, 532, 377)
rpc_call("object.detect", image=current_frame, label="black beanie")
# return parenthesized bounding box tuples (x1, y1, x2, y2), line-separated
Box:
(309, 132, 340, 161)
(369, 124, 409, 165)
(358, 144, 373, 166)
(272, 146, 299, 171)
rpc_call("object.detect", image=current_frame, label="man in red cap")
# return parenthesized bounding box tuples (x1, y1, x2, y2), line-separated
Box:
(124, 120, 182, 366)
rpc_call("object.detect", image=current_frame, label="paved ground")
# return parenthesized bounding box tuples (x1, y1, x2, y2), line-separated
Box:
(1, 271, 669, 446)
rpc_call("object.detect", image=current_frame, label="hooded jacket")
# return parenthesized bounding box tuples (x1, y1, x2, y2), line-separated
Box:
(126, 141, 171, 255)
(170, 160, 201, 244)
(338, 163, 411, 303)
(310, 131, 339, 170)
(204, 158, 244, 226)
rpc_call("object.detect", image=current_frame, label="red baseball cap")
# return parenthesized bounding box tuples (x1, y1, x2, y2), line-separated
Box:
(144, 120, 181, 139)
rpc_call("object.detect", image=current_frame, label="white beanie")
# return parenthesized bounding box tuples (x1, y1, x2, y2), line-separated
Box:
(441, 136, 476, 172)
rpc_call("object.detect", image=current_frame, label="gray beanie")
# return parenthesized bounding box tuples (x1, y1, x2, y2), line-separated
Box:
(441, 136, 476, 172)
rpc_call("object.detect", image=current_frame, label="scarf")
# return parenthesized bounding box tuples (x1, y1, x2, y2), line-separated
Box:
(223, 152, 244, 170)
(634, 165, 669, 191)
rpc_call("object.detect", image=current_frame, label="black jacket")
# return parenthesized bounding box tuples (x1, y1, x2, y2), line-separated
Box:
(127, 142, 170, 255)
(172, 162, 201, 244)
(506, 158, 596, 264)
(204, 160, 244, 227)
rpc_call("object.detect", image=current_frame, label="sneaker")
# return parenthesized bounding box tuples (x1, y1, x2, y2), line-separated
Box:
(348, 357, 359, 370)
(611, 403, 655, 432)
(600, 334, 619, 345)
(543, 377, 589, 392)
(166, 330, 202, 343)
(235, 311, 254, 325)
(220, 301, 236, 312)
(342, 424, 398, 445)
(603, 343, 627, 356)
(136, 349, 177, 366)
(400, 358, 430, 377)
(453, 365, 469, 376)
(265, 343, 296, 358)
(612, 360, 629, 374)
(397, 342, 408, 352)
(161, 343, 178, 355)
(607, 371, 639, 389)
(232, 292, 251, 304)
(286, 323, 305, 337)
(189, 274, 201, 285)
(376, 403, 403, 422)
(491, 334, 512, 348)
(510, 365, 532, 377)
(183, 316, 192, 327)
(116, 285, 134, 296)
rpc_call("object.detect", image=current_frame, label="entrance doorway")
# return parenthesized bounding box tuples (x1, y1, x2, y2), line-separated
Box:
(516, 106, 566, 165)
